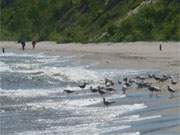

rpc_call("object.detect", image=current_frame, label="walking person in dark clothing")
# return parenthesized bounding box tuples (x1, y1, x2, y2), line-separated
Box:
(2, 48, 5, 53)
(32, 40, 36, 49)
(21, 41, 26, 51)
(18, 40, 26, 51)
(159, 44, 162, 51)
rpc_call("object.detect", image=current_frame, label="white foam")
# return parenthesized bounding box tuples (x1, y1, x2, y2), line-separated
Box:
(13, 63, 41, 70)
(16, 124, 130, 135)
(42, 66, 101, 82)
(0, 61, 12, 72)
(121, 115, 161, 122)
(98, 69, 147, 78)
(64, 98, 101, 107)
(121, 132, 140, 135)
(0, 88, 63, 98)
(0, 52, 46, 57)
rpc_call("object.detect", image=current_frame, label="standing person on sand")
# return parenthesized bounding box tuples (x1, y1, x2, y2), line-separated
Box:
(159, 44, 162, 51)
(32, 40, 37, 49)
(18, 40, 26, 51)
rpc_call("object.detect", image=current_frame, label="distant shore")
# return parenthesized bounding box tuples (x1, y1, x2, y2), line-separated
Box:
(0, 41, 179, 74)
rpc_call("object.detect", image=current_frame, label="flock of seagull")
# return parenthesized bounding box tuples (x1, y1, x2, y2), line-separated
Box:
(64, 73, 179, 106)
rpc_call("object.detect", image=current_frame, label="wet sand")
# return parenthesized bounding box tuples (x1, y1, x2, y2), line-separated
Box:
(0, 41, 179, 73)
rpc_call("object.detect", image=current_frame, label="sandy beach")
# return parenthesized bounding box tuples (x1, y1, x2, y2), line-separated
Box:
(1, 41, 180, 73)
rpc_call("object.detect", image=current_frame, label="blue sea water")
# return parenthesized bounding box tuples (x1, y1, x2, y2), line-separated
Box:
(0, 52, 179, 135)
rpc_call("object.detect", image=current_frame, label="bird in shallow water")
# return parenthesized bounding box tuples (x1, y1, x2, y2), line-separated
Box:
(103, 98, 115, 106)
(98, 87, 107, 95)
(123, 77, 128, 83)
(118, 80, 122, 85)
(105, 78, 114, 87)
(64, 89, 75, 94)
(79, 82, 87, 89)
(89, 86, 98, 93)
(167, 85, 176, 97)
(122, 85, 127, 94)
(105, 87, 115, 92)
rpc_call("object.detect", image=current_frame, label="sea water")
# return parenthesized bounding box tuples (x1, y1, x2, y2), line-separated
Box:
(0, 52, 179, 135)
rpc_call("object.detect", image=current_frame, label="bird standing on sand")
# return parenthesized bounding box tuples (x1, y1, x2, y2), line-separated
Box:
(103, 98, 115, 106)
(167, 85, 176, 97)
(147, 85, 161, 97)
(171, 79, 177, 85)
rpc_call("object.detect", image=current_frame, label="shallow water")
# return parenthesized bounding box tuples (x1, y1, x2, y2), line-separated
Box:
(0, 52, 179, 135)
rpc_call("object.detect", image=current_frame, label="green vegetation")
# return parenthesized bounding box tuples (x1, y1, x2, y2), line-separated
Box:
(0, 0, 179, 42)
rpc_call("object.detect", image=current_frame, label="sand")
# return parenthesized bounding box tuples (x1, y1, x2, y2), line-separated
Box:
(0, 41, 179, 74)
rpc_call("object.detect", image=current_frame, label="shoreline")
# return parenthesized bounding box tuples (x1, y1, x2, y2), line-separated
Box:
(0, 41, 180, 74)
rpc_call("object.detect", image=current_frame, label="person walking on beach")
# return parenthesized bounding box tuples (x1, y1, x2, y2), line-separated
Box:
(2, 48, 5, 53)
(18, 40, 26, 51)
(159, 44, 162, 51)
(32, 40, 36, 49)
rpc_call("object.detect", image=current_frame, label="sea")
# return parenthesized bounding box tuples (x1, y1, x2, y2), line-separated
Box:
(0, 51, 179, 135)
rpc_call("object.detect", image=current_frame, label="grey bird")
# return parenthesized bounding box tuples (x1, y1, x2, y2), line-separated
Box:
(171, 79, 177, 85)
(90, 86, 98, 93)
(118, 80, 122, 85)
(64, 89, 75, 94)
(103, 98, 115, 106)
(147, 85, 161, 97)
(105, 87, 115, 91)
(167, 85, 176, 94)
(79, 82, 87, 89)
(167, 85, 176, 98)
(98, 86, 106, 95)
(105, 78, 114, 87)
(122, 85, 127, 94)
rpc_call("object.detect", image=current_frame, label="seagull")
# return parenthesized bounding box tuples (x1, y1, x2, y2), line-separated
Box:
(153, 75, 161, 81)
(98, 87, 106, 95)
(129, 78, 136, 83)
(105, 78, 114, 87)
(64, 89, 75, 94)
(123, 77, 128, 83)
(105, 87, 115, 91)
(90, 86, 98, 93)
(122, 85, 127, 94)
(136, 76, 147, 81)
(167, 86, 176, 97)
(159, 77, 168, 82)
(79, 82, 87, 89)
(147, 85, 161, 97)
(136, 82, 151, 88)
(124, 82, 131, 87)
(103, 98, 115, 106)
(118, 80, 122, 85)
(148, 74, 153, 78)
(171, 79, 177, 85)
